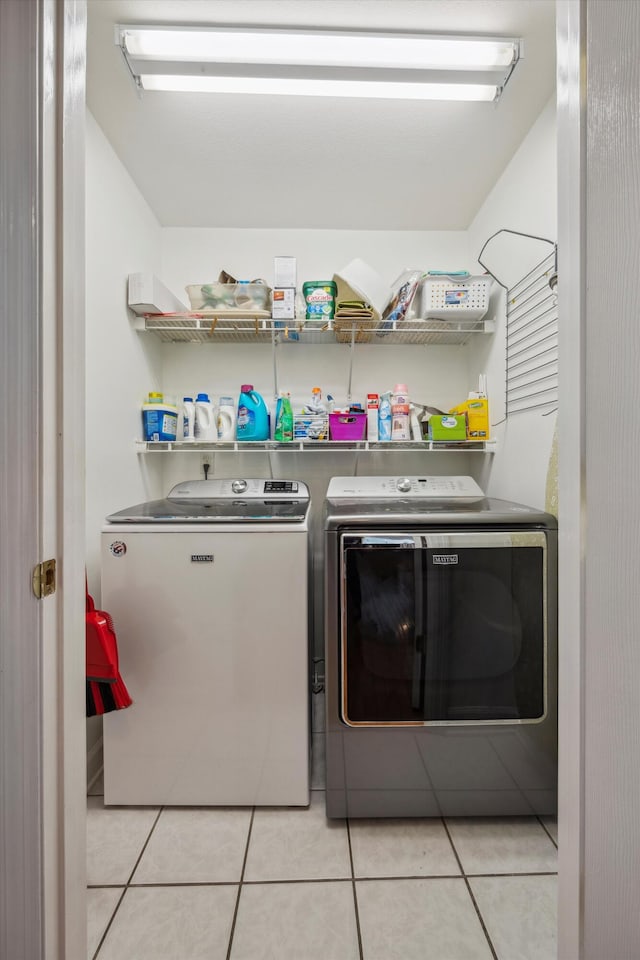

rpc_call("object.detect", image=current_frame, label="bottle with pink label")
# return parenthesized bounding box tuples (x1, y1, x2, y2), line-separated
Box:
(391, 383, 411, 441)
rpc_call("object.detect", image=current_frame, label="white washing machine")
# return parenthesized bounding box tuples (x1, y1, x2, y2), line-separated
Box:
(101, 478, 310, 807)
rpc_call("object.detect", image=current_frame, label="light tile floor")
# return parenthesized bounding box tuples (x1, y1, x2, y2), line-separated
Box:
(88, 695, 558, 960)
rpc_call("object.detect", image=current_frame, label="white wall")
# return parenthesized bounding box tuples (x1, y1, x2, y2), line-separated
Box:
(85, 110, 164, 601)
(468, 97, 558, 510)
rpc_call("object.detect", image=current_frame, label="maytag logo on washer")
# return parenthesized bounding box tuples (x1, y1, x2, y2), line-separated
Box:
(432, 554, 458, 565)
(191, 554, 214, 563)
(109, 541, 127, 557)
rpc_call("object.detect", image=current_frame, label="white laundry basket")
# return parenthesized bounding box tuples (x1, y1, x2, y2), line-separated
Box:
(417, 275, 493, 322)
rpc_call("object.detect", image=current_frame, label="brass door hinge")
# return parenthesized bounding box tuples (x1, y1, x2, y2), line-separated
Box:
(32, 559, 56, 599)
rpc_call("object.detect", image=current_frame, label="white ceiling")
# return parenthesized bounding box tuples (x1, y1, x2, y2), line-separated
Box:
(87, 0, 556, 230)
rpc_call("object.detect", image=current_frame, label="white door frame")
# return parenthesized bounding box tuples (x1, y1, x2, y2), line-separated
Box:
(0, 0, 598, 956)
(0, 2, 87, 957)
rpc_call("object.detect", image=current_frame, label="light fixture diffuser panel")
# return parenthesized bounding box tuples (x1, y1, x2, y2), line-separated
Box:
(116, 24, 520, 102)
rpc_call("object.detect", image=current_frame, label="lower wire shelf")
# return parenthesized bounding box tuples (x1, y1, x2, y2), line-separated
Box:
(136, 439, 496, 454)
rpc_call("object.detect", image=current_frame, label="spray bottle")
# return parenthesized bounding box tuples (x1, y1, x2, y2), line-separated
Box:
(274, 392, 294, 442)
(378, 391, 392, 441)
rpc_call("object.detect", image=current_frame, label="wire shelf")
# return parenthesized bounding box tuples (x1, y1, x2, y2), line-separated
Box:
(141, 313, 493, 346)
(136, 439, 497, 454)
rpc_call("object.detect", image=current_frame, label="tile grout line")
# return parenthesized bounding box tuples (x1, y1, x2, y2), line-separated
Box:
(536, 814, 558, 849)
(225, 806, 255, 960)
(346, 817, 365, 960)
(87, 868, 558, 891)
(90, 887, 127, 960)
(440, 817, 499, 960)
(92, 805, 164, 960)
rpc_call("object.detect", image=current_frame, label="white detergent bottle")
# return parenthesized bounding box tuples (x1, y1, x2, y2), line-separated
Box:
(217, 396, 236, 441)
(195, 392, 217, 442)
(182, 396, 196, 440)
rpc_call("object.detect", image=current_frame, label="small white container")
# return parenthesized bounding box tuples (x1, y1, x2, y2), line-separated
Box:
(217, 397, 236, 441)
(195, 393, 217, 442)
(181, 397, 196, 440)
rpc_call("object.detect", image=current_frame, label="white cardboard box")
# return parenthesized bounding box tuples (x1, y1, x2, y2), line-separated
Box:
(128, 273, 188, 316)
(274, 257, 297, 289)
(272, 287, 296, 319)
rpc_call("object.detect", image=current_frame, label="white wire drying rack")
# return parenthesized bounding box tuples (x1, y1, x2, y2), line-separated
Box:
(506, 251, 558, 416)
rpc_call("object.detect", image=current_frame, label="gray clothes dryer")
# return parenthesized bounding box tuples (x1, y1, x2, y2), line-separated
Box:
(324, 476, 557, 819)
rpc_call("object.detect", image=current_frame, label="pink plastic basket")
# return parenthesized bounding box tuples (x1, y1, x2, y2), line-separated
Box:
(329, 412, 367, 441)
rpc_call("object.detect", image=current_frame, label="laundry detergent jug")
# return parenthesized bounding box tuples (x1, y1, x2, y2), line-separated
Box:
(237, 385, 269, 441)
(195, 393, 217, 442)
(217, 397, 236, 441)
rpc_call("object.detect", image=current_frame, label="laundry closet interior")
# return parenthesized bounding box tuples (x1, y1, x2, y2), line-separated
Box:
(85, 1, 559, 957)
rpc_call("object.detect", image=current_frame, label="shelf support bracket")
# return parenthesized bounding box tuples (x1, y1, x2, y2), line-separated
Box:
(347, 327, 355, 404)
(271, 323, 279, 405)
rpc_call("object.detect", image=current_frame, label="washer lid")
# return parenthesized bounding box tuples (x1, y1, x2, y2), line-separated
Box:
(106, 479, 310, 523)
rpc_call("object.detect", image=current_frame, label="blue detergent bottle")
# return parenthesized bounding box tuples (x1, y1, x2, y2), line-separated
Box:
(237, 384, 270, 441)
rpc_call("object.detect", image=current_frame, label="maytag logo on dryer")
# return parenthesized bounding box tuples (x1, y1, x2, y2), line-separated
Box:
(432, 554, 459, 565)
(191, 554, 214, 563)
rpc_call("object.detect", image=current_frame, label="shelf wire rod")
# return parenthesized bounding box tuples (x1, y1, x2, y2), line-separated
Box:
(508, 283, 556, 317)
(508, 398, 559, 416)
(507, 344, 558, 371)
(271, 323, 279, 404)
(509, 270, 556, 309)
(506, 309, 557, 342)
(508, 252, 556, 298)
(507, 316, 558, 350)
(506, 381, 558, 405)
(507, 363, 558, 387)
(347, 327, 355, 404)
(507, 368, 558, 390)
(507, 294, 556, 326)
(508, 330, 558, 362)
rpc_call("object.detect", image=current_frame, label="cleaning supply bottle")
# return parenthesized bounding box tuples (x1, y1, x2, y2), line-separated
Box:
(216, 396, 236, 441)
(142, 392, 178, 442)
(391, 383, 411, 441)
(237, 385, 270, 441)
(195, 392, 217, 442)
(274, 392, 294, 442)
(307, 386, 326, 414)
(378, 391, 392, 441)
(181, 396, 196, 440)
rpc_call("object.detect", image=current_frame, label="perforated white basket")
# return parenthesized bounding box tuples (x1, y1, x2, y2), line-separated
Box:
(416, 275, 493, 322)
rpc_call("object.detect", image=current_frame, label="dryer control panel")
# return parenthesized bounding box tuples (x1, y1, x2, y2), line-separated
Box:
(326, 476, 484, 499)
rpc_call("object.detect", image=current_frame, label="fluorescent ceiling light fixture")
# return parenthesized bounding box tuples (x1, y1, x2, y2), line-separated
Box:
(116, 25, 520, 102)
(141, 76, 498, 101)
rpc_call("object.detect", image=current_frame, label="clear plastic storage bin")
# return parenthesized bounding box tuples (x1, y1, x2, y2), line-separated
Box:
(186, 282, 271, 313)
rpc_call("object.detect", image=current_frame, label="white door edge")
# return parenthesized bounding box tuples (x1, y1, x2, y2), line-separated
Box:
(556, 1, 585, 956)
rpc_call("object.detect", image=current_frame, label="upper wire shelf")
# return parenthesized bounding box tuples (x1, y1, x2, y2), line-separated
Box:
(138, 313, 495, 346)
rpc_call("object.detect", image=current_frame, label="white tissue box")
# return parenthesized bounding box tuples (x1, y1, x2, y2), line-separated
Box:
(128, 273, 188, 316)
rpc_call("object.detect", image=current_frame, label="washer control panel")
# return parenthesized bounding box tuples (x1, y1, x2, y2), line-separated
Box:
(326, 476, 484, 499)
(168, 479, 306, 501)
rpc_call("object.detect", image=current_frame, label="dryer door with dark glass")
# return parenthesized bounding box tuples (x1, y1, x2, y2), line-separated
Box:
(340, 530, 548, 727)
